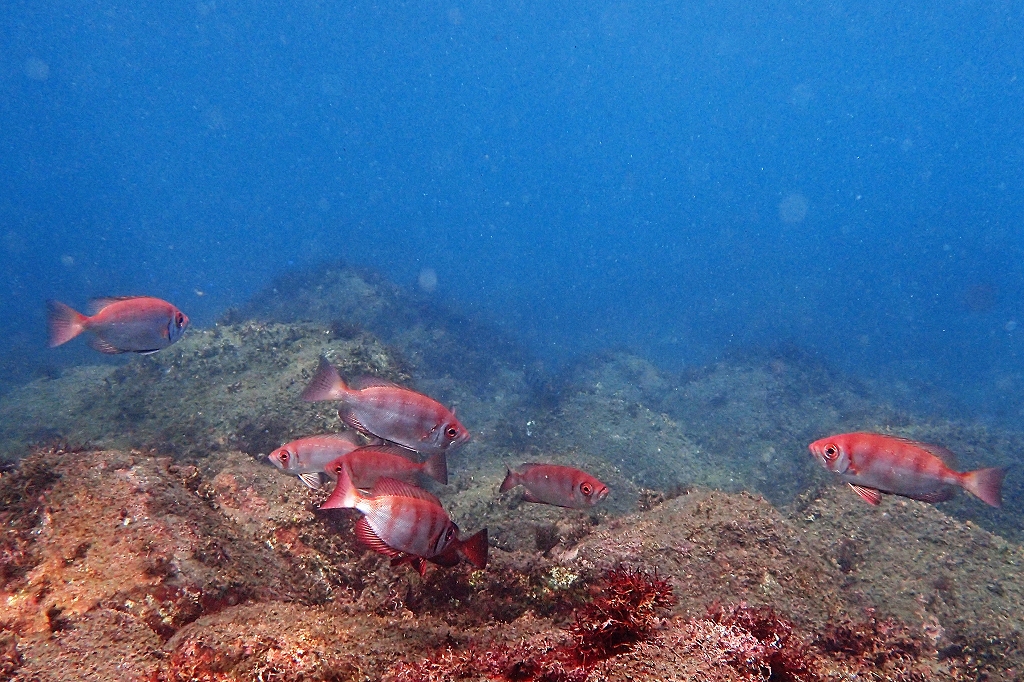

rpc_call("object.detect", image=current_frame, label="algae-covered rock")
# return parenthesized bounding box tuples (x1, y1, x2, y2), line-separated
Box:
(0, 321, 404, 459)
(2, 445, 1023, 681)
(3, 263, 1024, 681)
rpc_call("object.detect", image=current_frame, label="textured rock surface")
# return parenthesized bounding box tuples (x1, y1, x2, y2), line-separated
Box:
(1, 264, 1022, 680)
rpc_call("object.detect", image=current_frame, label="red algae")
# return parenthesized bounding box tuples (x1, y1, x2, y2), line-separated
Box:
(569, 567, 676, 662)
(384, 567, 677, 681)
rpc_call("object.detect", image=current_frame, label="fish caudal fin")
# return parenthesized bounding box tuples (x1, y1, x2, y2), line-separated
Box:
(457, 528, 488, 569)
(301, 356, 347, 402)
(498, 468, 520, 493)
(422, 452, 448, 485)
(961, 467, 1006, 507)
(320, 463, 360, 510)
(46, 300, 88, 348)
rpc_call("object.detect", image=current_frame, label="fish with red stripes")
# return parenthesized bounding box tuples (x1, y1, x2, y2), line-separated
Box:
(301, 356, 469, 456)
(499, 463, 609, 509)
(268, 432, 365, 489)
(808, 432, 1005, 507)
(323, 444, 448, 489)
(322, 463, 486, 576)
(47, 296, 189, 354)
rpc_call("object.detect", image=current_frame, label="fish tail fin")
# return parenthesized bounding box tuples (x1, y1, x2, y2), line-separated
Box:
(498, 468, 519, 493)
(961, 467, 1006, 507)
(422, 452, 448, 485)
(46, 300, 88, 347)
(457, 528, 488, 569)
(301, 356, 347, 402)
(321, 463, 360, 510)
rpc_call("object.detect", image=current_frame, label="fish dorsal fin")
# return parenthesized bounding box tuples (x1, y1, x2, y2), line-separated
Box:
(849, 483, 882, 505)
(350, 376, 405, 391)
(886, 436, 958, 467)
(90, 337, 126, 354)
(370, 477, 441, 506)
(354, 517, 401, 558)
(88, 296, 141, 315)
(919, 443, 958, 468)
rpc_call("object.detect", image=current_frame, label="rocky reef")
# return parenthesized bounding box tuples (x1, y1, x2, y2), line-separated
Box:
(1, 263, 1022, 680)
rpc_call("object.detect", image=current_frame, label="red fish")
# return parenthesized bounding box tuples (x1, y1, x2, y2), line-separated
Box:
(323, 444, 448, 489)
(47, 296, 189, 354)
(301, 356, 470, 456)
(268, 433, 365, 489)
(808, 432, 1005, 507)
(322, 464, 487, 576)
(499, 463, 609, 509)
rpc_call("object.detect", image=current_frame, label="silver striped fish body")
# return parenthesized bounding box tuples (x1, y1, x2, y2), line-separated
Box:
(500, 463, 609, 509)
(338, 380, 467, 457)
(326, 445, 447, 488)
(844, 443, 958, 501)
(809, 432, 1005, 507)
(301, 358, 468, 456)
(354, 481, 456, 559)
(269, 433, 362, 475)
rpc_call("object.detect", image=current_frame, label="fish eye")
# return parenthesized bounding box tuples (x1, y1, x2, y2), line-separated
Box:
(279, 451, 289, 462)
(445, 527, 455, 542)
(176, 312, 185, 326)
(580, 483, 593, 496)
(823, 444, 839, 461)
(445, 426, 459, 439)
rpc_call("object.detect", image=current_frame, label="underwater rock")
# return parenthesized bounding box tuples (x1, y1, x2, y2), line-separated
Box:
(0, 321, 407, 460)
(1, 445, 1022, 680)
(0, 447, 325, 638)
(1, 265, 1023, 679)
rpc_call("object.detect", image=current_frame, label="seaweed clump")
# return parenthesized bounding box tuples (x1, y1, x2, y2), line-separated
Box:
(704, 602, 814, 681)
(569, 566, 676, 662)
(385, 566, 677, 682)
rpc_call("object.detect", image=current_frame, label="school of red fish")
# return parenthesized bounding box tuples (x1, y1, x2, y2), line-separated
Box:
(45, 295, 1009, 577)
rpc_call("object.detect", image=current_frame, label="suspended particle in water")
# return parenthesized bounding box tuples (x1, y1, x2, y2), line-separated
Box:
(25, 58, 49, 81)
(418, 267, 438, 293)
(778, 193, 808, 224)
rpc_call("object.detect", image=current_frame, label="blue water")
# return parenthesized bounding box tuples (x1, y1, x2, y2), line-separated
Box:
(3, 0, 1023, 419)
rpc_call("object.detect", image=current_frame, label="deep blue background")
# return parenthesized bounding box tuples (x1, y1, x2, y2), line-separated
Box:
(2, 0, 1023, 418)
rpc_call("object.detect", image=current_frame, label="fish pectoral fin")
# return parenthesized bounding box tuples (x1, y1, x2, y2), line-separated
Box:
(90, 337, 126, 354)
(849, 484, 882, 505)
(521, 490, 544, 504)
(297, 472, 323, 489)
(338, 408, 371, 435)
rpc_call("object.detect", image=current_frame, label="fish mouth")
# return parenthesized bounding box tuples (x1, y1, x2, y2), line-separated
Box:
(595, 487, 609, 503)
